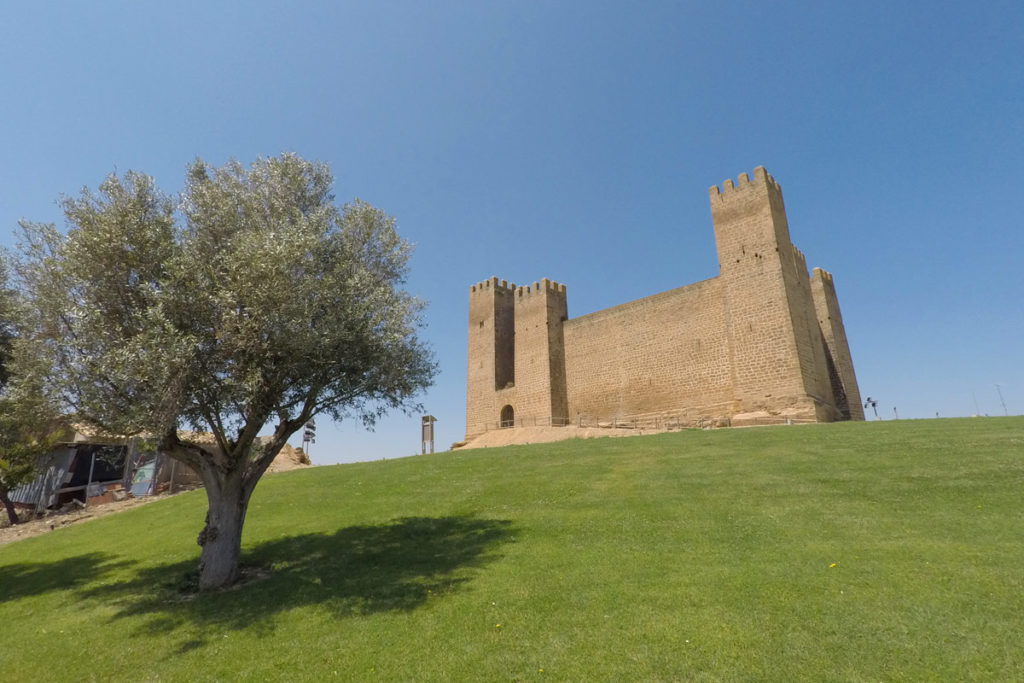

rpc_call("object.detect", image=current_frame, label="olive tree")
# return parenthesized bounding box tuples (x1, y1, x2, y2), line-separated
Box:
(0, 266, 29, 525)
(0, 430, 38, 524)
(16, 154, 435, 588)
(0, 261, 58, 525)
(0, 393, 57, 525)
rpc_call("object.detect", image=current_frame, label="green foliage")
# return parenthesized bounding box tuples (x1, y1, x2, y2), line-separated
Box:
(0, 410, 51, 488)
(0, 424, 55, 525)
(1, 417, 1022, 680)
(16, 155, 435, 448)
(14, 153, 435, 586)
(16, 172, 178, 434)
(0, 260, 17, 388)
(0, 260, 59, 524)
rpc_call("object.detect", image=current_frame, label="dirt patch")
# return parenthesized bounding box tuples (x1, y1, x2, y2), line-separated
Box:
(456, 424, 673, 450)
(0, 495, 162, 547)
(266, 443, 312, 473)
(0, 445, 312, 547)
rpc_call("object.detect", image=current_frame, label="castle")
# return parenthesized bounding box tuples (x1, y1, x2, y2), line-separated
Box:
(465, 167, 864, 440)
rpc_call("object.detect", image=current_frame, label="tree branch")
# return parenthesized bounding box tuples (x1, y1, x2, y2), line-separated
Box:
(201, 408, 232, 461)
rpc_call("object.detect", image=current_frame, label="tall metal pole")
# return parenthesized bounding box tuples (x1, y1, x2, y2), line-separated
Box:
(995, 384, 1008, 416)
(84, 451, 97, 509)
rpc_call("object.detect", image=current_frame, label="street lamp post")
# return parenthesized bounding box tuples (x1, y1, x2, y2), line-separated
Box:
(864, 397, 879, 420)
(302, 419, 316, 457)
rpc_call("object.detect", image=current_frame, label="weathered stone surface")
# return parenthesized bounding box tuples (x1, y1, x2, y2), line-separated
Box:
(465, 168, 863, 439)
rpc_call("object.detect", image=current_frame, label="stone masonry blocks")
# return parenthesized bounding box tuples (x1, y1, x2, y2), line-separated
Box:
(465, 168, 863, 439)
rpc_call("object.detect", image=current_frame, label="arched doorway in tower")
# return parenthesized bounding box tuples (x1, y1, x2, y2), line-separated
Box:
(500, 405, 515, 428)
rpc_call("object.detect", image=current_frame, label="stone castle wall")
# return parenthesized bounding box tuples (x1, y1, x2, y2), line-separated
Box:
(563, 278, 732, 422)
(465, 167, 863, 439)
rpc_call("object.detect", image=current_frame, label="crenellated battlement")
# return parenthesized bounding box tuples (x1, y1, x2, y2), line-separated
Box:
(811, 267, 834, 284)
(465, 168, 863, 441)
(792, 246, 808, 273)
(468, 278, 569, 296)
(708, 165, 781, 199)
(516, 278, 567, 297)
(470, 276, 517, 294)
(470, 276, 566, 297)
(710, 164, 792, 267)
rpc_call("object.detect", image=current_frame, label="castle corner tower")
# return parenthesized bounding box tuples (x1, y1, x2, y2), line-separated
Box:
(710, 166, 839, 421)
(465, 278, 568, 439)
(465, 167, 862, 442)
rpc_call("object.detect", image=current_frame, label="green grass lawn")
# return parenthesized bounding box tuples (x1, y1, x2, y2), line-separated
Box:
(2, 417, 1022, 681)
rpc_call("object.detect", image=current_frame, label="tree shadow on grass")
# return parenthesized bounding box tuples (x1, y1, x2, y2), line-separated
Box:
(0, 552, 136, 602)
(83, 515, 515, 644)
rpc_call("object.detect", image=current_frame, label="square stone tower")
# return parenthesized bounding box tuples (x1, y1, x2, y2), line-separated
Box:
(465, 278, 568, 436)
(710, 166, 836, 420)
(465, 167, 863, 440)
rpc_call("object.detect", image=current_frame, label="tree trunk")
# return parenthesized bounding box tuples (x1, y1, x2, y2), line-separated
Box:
(162, 427, 301, 591)
(1, 488, 21, 525)
(195, 466, 254, 590)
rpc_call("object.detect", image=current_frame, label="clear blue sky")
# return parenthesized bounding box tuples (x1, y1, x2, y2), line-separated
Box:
(2, 2, 1021, 463)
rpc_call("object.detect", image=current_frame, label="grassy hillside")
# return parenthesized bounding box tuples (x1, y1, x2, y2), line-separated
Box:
(2, 417, 1022, 681)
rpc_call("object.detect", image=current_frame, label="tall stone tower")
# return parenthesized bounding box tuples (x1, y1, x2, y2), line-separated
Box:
(810, 268, 865, 420)
(710, 166, 838, 420)
(464, 167, 863, 441)
(465, 278, 568, 436)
